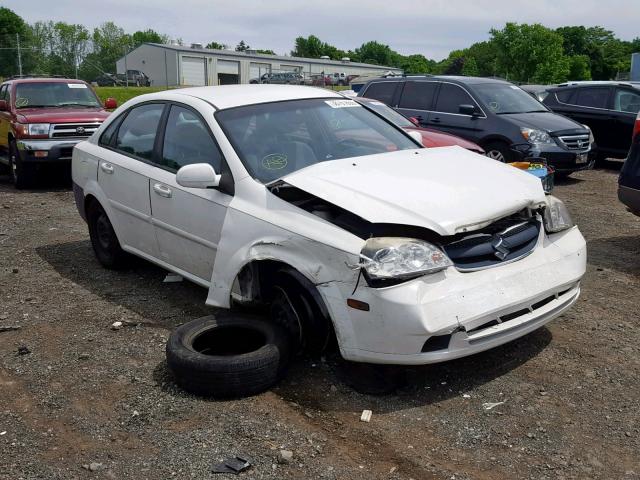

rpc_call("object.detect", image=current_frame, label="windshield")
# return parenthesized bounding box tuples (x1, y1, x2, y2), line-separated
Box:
(216, 98, 418, 183)
(358, 99, 414, 127)
(473, 83, 548, 114)
(15, 82, 101, 109)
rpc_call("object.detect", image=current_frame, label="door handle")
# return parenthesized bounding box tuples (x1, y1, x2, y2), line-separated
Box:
(431, 117, 441, 123)
(153, 183, 172, 198)
(100, 162, 114, 174)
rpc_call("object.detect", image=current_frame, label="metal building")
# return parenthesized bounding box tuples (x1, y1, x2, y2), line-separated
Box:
(115, 43, 402, 87)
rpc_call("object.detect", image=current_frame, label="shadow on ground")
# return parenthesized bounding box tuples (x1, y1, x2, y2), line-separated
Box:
(587, 235, 640, 275)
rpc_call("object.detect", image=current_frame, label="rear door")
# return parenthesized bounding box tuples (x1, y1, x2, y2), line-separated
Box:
(97, 102, 165, 258)
(148, 103, 231, 283)
(611, 87, 640, 156)
(395, 80, 438, 126)
(560, 86, 613, 151)
(428, 82, 484, 141)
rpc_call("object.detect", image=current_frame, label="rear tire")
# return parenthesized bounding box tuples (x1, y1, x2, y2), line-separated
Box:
(484, 141, 513, 163)
(87, 201, 130, 269)
(9, 140, 33, 189)
(166, 313, 291, 398)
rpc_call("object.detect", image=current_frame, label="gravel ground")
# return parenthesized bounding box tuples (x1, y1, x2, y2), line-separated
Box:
(1, 164, 639, 480)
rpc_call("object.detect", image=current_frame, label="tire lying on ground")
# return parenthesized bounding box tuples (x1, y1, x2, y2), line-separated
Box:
(165, 312, 291, 398)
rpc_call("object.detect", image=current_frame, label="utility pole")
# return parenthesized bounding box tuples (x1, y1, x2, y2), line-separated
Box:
(124, 45, 128, 87)
(16, 33, 22, 76)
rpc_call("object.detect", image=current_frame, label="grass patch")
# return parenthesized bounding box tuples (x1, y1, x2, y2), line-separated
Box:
(94, 86, 171, 105)
(94, 84, 351, 107)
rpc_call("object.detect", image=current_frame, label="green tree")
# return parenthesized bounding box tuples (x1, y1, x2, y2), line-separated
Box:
(255, 49, 275, 55)
(355, 41, 394, 66)
(567, 54, 591, 80)
(400, 54, 435, 74)
(491, 23, 570, 83)
(0, 7, 29, 77)
(235, 40, 249, 52)
(131, 29, 168, 47)
(206, 41, 227, 50)
(78, 22, 130, 80)
(462, 56, 479, 76)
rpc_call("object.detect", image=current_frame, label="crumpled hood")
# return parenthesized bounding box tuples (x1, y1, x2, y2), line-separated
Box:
(280, 146, 546, 236)
(16, 108, 109, 124)
(501, 111, 586, 135)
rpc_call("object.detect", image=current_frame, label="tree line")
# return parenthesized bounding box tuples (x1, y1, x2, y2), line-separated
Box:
(1, 5, 638, 84)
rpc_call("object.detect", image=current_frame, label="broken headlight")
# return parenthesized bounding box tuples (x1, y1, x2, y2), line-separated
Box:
(360, 237, 452, 284)
(543, 195, 574, 233)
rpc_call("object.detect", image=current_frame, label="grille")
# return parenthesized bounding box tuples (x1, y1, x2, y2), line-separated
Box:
(442, 217, 540, 271)
(50, 123, 101, 139)
(557, 134, 590, 151)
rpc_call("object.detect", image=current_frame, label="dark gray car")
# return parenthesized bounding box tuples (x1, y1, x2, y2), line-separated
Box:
(358, 75, 594, 174)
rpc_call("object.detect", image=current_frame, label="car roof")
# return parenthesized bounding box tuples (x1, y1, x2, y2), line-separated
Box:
(363, 75, 512, 86)
(556, 81, 640, 89)
(3, 77, 88, 85)
(142, 84, 343, 110)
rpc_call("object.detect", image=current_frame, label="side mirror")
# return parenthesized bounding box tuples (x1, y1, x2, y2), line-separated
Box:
(0, 100, 7, 112)
(459, 104, 478, 116)
(407, 130, 424, 145)
(176, 163, 220, 189)
(104, 97, 118, 110)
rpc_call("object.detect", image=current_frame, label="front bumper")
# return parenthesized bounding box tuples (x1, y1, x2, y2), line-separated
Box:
(337, 226, 586, 365)
(16, 138, 84, 164)
(511, 142, 594, 173)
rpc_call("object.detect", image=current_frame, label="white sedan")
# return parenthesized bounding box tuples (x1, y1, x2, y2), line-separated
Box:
(72, 85, 586, 365)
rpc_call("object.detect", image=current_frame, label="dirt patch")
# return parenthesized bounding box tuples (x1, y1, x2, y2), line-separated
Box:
(1, 167, 639, 479)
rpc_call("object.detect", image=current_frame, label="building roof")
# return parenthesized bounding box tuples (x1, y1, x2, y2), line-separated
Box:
(131, 43, 402, 71)
(133, 84, 345, 110)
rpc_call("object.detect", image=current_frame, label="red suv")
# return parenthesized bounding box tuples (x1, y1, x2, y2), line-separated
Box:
(0, 77, 116, 188)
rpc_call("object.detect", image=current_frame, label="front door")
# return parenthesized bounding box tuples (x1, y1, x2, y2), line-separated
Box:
(428, 82, 484, 142)
(97, 102, 165, 258)
(149, 104, 231, 283)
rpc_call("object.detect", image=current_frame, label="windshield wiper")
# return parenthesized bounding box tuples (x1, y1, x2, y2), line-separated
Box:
(58, 102, 100, 108)
(16, 104, 62, 109)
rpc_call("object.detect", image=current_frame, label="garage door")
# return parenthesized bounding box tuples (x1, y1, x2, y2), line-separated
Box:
(217, 60, 239, 85)
(181, 56, 205, 86)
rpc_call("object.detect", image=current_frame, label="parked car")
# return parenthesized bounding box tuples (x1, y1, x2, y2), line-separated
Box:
(256, 72, 303, 85)
(543, 81, 640, 161)
(0, 77, 116, 188)
(94, 73, 123, 87)
(94, 70, 151, 87)
(72, 85, 585, 373)
(618, 110, 640, 215)
(353, 96, 485, 154)
(358, 75, 594, 174)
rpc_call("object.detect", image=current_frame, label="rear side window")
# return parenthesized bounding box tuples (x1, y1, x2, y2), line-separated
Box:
(434, 83, 476, 114)
(362, 82, 399, 105)
(613, 89, 640, 114)
(398, 81, 438, 110)
(161, 105, 223, 172)
(573, 88, 610, 109)
(115, 103, 164, 160)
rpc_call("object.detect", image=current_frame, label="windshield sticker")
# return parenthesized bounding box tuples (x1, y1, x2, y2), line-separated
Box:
(262, 153, 288, 170)
(325, 99, 359, 109)
(15, 97, 28, 107)
(68, 83, 87, 89)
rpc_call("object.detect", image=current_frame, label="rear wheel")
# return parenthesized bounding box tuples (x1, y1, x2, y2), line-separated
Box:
(87, 201, 130, 269)
(9, 140, 33, 189)
(484, 141, 513, 163)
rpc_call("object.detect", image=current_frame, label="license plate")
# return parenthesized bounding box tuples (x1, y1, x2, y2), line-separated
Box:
(576, 153, 588, 164)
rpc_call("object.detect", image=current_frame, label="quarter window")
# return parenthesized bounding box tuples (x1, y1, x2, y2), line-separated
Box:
(362, 82, 399, 105)
(398, 81, 438, 110)
(114, 103, 164, 160)
(99, 117, 122, 146)
(161, 105, 222, 172)
(555, 89, 574, 103)
(613, 89, 640, 114)
(573, 88, 610, 109)
(434, 83, 476, 114)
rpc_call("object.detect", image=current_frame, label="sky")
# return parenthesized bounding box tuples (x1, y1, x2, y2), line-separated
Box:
(5, 0, 640, 60)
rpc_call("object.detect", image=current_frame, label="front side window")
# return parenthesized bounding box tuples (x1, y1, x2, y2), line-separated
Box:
(14, 82, 101, 109)
(613, 89, 640, 114)
(362, 82, 399, 105)
(115, 103, 164, 160)
(0, 85, 7, 101)
(216, 98, 417, 183)
(573, 88, 610, 109)
(161, 105, 222, 172)
(399, 81, 438, 110)
(472, 83, 546, 114)
(435, 83, 479, 114)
